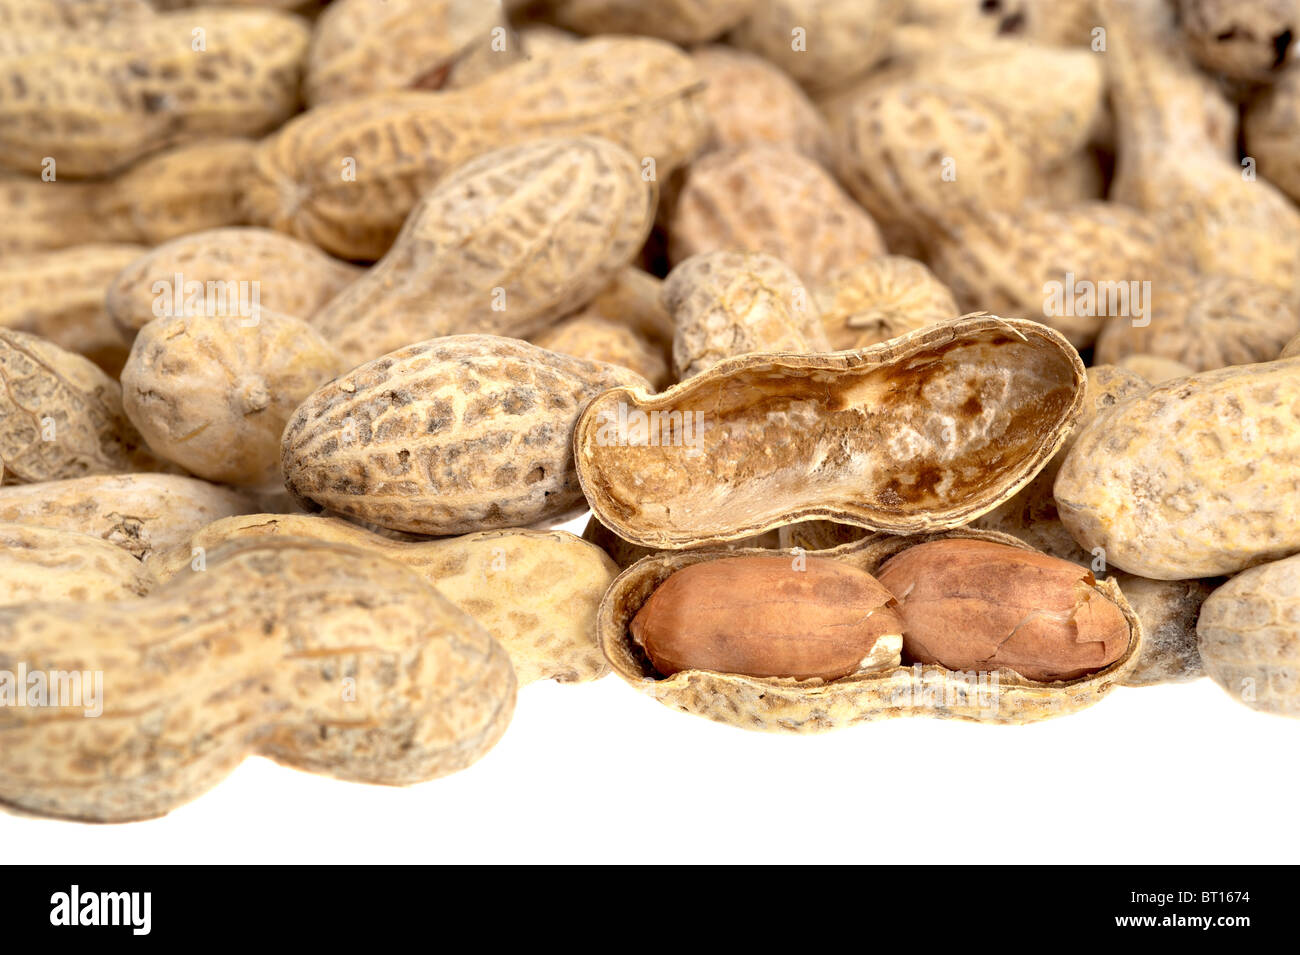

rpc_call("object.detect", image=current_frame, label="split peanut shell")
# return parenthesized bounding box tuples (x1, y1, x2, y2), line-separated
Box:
(597, 528, 1142, 732)
(575, 315, 1086, 548)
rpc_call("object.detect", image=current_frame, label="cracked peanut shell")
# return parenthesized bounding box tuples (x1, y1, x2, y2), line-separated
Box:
(575, 315, 1086, 549)
(598, 528, 1141, 732)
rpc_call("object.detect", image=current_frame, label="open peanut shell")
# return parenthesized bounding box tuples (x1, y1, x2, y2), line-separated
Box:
(597, 528, 1143, 732)
(575, 316, 1087, 548)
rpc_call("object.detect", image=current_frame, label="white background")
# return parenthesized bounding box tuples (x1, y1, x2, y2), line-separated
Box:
(4, 515, 1296, 864)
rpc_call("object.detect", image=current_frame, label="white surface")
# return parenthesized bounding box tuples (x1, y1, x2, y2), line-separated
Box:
(4, 515, 1296, 864)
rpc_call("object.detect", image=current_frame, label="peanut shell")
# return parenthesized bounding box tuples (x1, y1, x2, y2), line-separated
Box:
(598, 528, 1141, 732)
(243, 36, 706, 260)
(0, 140, 257, 254)
(531, 315, 671, 391)
(1056, 357, 1300, 578)
(668, 146, 885, 284)
(0, 473, 258, 560)
(0, 537, 515, 821)
(816, 256, 959, 351)
(309, 137, 655, 368)
(0, 330, 152, 482)
(1198, 553, 1300, 717)
(149, 514, 618, 685)
(1176, 0, 1298, 81)
(576, 315, 1086, 548)
(283, 335, 647, 536)
(927, 200, 1171, 349)
(1244, 64, 1300, 205)
(121, 313, 343, 487)
(690, 45, 832, 165)
(730, 0, 900, 92)
(0, 10, 309, 177)
(1115, 573, 1213, 686)
(1104, 0, 1300, 299)
(305, 0, 512, 105)
(0, 523, 150, 603)
(663, 251, 830, 380)
(1094, 275, 1300, 372)
(0, 244, 143, 374)
(106, 227, 362, 335)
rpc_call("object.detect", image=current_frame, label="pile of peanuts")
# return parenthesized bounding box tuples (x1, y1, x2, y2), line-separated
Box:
(0, 0, 1298, 822)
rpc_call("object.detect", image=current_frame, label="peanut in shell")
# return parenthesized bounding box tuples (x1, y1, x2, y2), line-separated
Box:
(598, 528, 1142, 732)
(282, 335, 647, 537)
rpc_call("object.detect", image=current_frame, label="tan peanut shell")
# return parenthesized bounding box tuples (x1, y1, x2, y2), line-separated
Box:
(663, 251, 829, 379)
(97, 139, 258, 245)
(926, 200, 1171, 348)
(906, 39, 1105, 169)
(570, 267, 675, 362)
(149, 514, 618, 686)
(1103, 0, 1300, 300)
(0, 523, 150, 603)
(0, 140, 256, 254)
(828, 81, 1036, 259)
(1116, 354, 1195, 384)
(1114, 573, 1212, 686)
(816, 256, 959, 351)
(576, 315, 1086, 548)
(0, 537, 516, 822)
(106, 227, 362, 336)
(668, 146, 885, 284)
(0, 244, 143, 374)
(730, 0, 900, 92)
(1095, 275, 1300, 372)
(0, 473, 257, 560)
(309, 137, 655, 368)
(283, 335, 647, 536)
(690, 45, 833, 165)
(0, 330, 153, 483)
(1056, 357, 1300, 579)
(598, 528, 1142, 732)
(902, 0, 1100, 47)
(0, 10, 309, 177)
(0, 0, 153, 29)
(1244, 64, 1300, 205)
(243, 36, 707, 260)
(550, 0, 755, 43)
(121, 313, 343, 488)
(530, 315, 671, 391)
(1176, 0, 1298, 81)
(306, 0, 512, 105)
(1283, 334, 1300, 359)
(1198, 553, 1300, 718)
